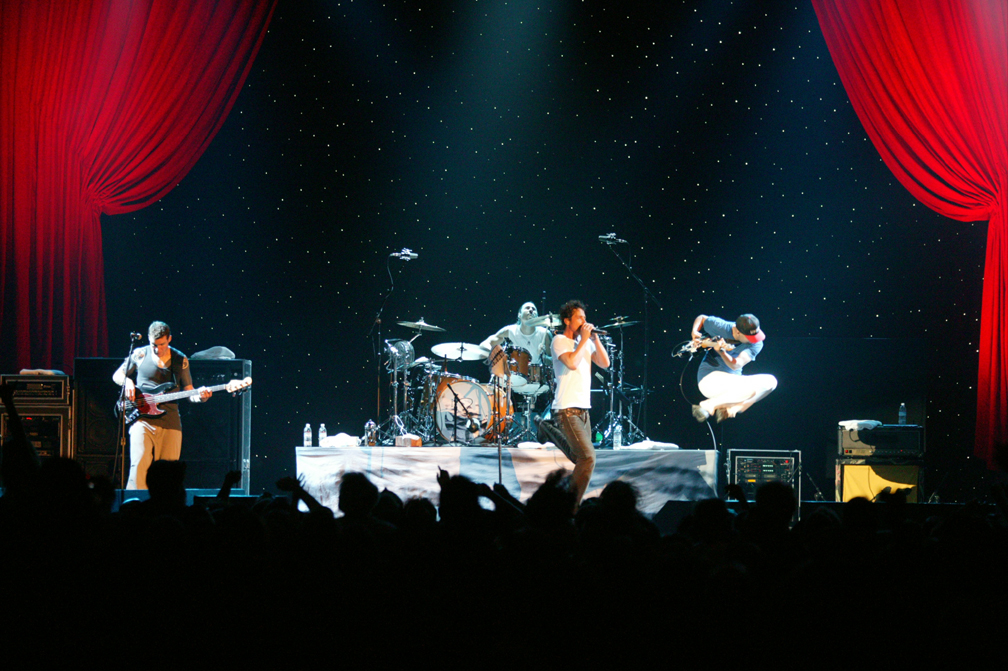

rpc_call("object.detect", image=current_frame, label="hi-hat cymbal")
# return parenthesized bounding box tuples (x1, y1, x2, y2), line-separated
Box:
(602, 317, 640, 330)
(397, 318, 446, 332)
(431, 342, 489, 361)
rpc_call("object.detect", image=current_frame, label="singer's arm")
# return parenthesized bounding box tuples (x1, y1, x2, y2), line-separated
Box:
(591, 334, 610, 369)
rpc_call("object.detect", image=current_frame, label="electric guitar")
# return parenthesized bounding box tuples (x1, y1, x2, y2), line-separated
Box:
(116, 377, 252, 425)
(674, 337, 736, 358)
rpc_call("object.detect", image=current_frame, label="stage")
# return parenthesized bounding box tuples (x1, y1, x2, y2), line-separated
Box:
(295, 444, 718, 515)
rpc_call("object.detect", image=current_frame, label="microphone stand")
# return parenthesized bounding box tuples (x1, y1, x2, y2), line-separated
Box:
(114, 335, 141, 489)
(600, 235, 661, 438)
(367, 253, 410, 440)
(442, 381, 474, 446)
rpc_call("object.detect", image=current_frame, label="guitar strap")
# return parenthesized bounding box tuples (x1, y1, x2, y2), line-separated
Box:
(169, 346, 188, 390)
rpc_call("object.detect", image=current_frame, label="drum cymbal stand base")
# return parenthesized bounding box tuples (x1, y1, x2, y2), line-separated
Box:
(509, 394, 541, 443)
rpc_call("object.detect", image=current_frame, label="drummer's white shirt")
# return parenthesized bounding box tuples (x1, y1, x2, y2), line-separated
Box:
(504, 324, 551, 363)
(551, 335, 595, 410)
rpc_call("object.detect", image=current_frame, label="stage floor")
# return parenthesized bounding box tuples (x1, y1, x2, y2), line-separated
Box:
(296, 444, 718, 515)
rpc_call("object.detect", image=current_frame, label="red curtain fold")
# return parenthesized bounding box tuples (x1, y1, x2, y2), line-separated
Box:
(812, 0, 1008, 468)
(0, 0, 275, 374)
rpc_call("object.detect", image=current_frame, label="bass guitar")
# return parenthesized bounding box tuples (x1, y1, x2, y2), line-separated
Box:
(116, 377, 252, 425)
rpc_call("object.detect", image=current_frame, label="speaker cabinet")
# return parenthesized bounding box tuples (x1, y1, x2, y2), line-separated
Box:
(73, 359, 124, 480)
(73, 357, 251, 492)
(835, 460, 921, 502)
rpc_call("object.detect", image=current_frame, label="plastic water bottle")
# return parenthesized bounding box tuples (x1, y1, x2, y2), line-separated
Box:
(319, 423, 327, 444)
(365, 420, 377, 446)
(303, 423, 312, 447)
(898, 403, 907, 425)
(613, 423, 623, 449)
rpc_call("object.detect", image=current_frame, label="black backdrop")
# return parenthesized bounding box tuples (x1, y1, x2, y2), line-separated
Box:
(96, 1, 995, 499)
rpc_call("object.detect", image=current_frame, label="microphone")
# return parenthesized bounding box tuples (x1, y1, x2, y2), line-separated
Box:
(598, 233, 628, 245)
(130, 332, 144, 341)
(592, 328, 609, 337)
(391, 248, 418, 260)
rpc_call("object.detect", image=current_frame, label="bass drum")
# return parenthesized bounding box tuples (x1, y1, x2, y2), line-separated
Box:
(433, 378, 512, 443)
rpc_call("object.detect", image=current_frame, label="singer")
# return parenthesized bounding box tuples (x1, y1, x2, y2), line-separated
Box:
(689, 313, 777, 423)
(551, 300, 610, 510)
(113, 321, 211, 489)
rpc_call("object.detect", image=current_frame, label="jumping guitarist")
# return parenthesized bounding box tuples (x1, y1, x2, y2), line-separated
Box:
(113, 321, 211, 490)
(689, 313, 777, 423)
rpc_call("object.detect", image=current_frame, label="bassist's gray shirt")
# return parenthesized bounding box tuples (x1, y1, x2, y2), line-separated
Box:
(122, 345, 192, 430)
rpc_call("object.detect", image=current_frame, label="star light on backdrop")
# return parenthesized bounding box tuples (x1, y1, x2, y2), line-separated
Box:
(100, 1, 988, 496)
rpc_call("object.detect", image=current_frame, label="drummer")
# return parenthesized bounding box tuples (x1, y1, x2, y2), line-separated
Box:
(480, 301, 553, 395)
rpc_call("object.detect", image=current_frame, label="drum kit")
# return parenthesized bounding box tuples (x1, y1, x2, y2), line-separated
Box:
(376, 313, 647, 447)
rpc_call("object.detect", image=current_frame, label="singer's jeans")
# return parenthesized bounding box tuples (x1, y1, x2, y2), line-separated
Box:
(556, 407, 596, 507)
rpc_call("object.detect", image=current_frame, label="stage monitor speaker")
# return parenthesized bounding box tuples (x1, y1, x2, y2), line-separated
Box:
(73, 357, 251, 492)
(835, 461, 920, 503)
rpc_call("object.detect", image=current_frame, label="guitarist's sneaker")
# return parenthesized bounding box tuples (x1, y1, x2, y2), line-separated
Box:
(691, 405, 710, 423)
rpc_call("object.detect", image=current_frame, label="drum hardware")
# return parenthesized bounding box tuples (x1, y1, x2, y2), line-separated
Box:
(381, 338, 421, 441)
(593, 320, 646, 447)
(508, 392, 542, 443)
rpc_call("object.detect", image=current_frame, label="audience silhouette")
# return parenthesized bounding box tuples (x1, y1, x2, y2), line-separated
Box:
(2, 381, 1006, 663)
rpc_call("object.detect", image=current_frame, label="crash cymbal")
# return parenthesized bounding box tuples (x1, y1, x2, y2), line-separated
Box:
(431, 342, 489, 361)
(528, 313, 562, 328)
(397, 318, 446, 332)
(601, 317, 640, 330)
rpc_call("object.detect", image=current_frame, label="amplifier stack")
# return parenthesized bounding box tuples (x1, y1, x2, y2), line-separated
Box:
(0, 374, 73, 460)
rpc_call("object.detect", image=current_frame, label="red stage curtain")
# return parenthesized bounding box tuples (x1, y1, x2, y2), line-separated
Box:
(0, 0, 274, 374)
(812, 0, 1008, 468)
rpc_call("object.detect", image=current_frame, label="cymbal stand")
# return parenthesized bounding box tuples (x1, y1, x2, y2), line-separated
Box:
(593, 337, 619, 446)
(408, 367, 435, 441)
(377, 344, 407, 444)
(600, 235, 661, 437)
(623, 391, 647, 444)
(487, 372, 511, 485)
(485, 346, 510, 446)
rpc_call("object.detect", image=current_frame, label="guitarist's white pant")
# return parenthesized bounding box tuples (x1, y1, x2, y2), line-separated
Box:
(127, 420, 182, 490)
(697, 371, 777, 418)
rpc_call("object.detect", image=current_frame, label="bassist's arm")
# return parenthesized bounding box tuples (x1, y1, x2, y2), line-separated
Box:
(177, 357, 212, 402)
(113, 362, 136, 401)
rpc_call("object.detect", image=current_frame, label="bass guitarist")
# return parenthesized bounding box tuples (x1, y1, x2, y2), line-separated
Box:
(113, 321, 211, 489)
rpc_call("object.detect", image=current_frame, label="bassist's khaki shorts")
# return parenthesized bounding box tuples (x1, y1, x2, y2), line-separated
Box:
(127, 419, 182, 490)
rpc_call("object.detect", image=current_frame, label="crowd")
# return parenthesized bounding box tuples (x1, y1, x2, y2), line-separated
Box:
(2, 383, 1006, 666)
